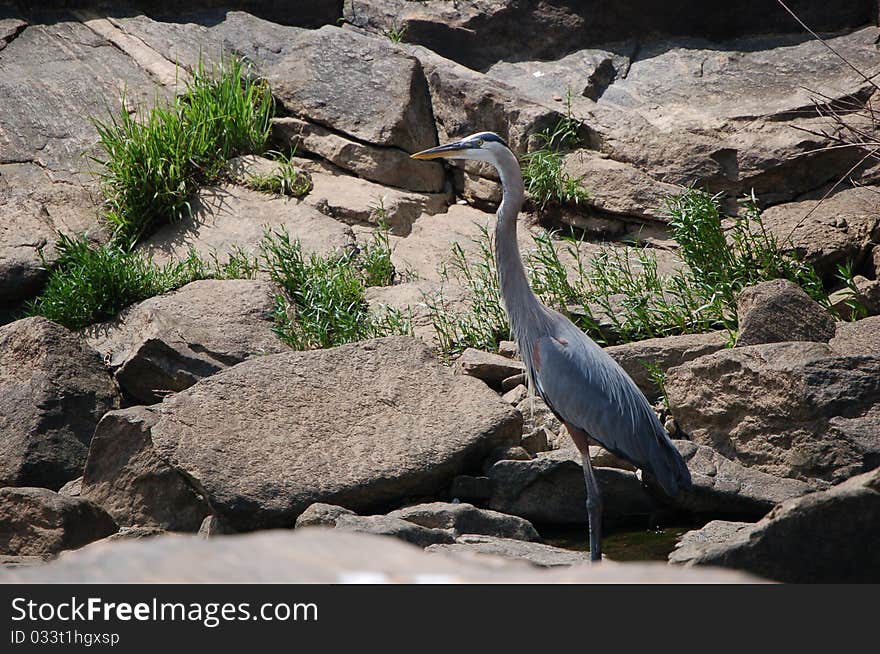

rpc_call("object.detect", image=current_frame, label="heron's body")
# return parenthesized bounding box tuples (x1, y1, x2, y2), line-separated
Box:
(413, 131, 692, 560)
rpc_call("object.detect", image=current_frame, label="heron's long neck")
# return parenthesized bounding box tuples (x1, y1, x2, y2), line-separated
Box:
(493, 150, 543, 336)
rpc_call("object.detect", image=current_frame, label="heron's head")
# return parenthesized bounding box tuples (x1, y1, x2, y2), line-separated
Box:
(410, 131, 510, 164)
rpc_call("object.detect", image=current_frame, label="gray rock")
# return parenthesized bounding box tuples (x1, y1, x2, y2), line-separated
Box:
(605, 331, 729, 400)
(735, 279, 835, 347)
(669, 467, 880, 582)
(84, 279, 287, 404)
(0, 19, 162, 305)
(672, 441, 813, 519)
(408, 43, 563, 155)
(302, 162, 449, 236)
(829, 316, 880, 357)
(761, 186, 880, 277)
(487, 47, 632, 105)
(516, 394, 561, 439)
(488, 450, 654, 524)
(92, 526, 167, 545)
(0, 487, 117, 558)
(497, 341, 518, 358)
(456, 348, 525, 388)
(140, 183, 355, 266)
(295, 503, 357, 529)
(272, 116, 445, 192)
(83, 337, 522, 531)
(333, 514, 455, 548)
(482, 446, 533, 472)
(388, 502, 540, 542)
(501, 384, 528, 405)
(853, 275, 880, 316)
(501, 374, 526, 391)
(666, 341, 880, 484)
(427, 534, 589, 568)
(591, 29, 880, 205)
(521, 427, 551, 456)
(345, 0, 873, 70)
(293, 502, 452, 546)
(0, 528, 762, 583)
(267, 25, 436, 153)
(561, 150, 683, 222)
(589, 446, 635, 472)
(82, 406, 212, 532)
(0, 555, 45, 569)
(197, 515, 236, 539)
(0, 318, 120, 490)
(406, 43, 563, 202)
(58, 477, 82, 497)
(669, 519, 753, 562)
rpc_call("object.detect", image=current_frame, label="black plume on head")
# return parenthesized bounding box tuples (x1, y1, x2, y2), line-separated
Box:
(477, 132, 510, 150)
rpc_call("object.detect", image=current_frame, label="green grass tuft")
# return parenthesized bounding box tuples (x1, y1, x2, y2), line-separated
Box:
(261, 226, 411, 351)
(244, 150, 313, 197)
(27, 235, 252, 330)
(424, 225, 510, 358)
(93, 57, 274, 247)
(521, 92, 589, 209)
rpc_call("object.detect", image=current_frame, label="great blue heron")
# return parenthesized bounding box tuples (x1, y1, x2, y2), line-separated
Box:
(412, 132, 693, 561)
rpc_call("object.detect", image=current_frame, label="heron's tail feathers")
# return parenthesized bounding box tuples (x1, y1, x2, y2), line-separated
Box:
(645, 430, 693, 498)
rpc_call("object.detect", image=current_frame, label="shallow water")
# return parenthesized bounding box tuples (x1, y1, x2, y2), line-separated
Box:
(540, 525, 693, 562)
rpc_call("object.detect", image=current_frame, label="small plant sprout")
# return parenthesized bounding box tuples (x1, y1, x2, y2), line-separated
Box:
(386, 23, 407, 43)
(245, 150, 313, 197)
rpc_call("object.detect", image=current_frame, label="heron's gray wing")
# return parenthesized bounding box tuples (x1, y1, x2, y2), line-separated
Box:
(531, 327, 691, 496)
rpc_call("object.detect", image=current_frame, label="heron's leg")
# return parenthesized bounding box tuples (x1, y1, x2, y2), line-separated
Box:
(565, 422, 603, 562)
(582, 452, 603, 562)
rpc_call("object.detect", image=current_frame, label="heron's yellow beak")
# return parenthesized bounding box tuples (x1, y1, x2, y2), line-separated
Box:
(410, 141, 469, 160)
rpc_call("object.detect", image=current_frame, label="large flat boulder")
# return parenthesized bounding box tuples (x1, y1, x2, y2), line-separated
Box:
(666, 341, 880, 484)
(295, 507, 455, 548)
(140, 183, 355, 265)
(0, 18, 160, 306)
(587, 29, 880, 204)
(426, 534, 590, 568)
(84, 279, 287, 404)
(0, 528, 762, 583)
(0, 318, 120, 490)
(669, 467, 880, 582)
(82, 337, 522, 531)
(0, 487, 117, 558)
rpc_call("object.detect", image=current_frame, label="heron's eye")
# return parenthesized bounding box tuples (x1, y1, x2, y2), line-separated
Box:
(475, 138, 484, 147)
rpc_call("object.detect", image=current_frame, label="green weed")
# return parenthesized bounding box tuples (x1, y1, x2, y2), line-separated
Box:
(426, 188, 839, 357)
(93, 57, 273, 246)
(521, 92, 589, 209)
(261, 227, 411, 351)
(244, 150, 313, 197)
(27, 235, 250, 330)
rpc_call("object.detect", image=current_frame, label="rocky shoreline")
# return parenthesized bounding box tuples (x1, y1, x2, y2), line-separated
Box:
(1, 2, 878, 583)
